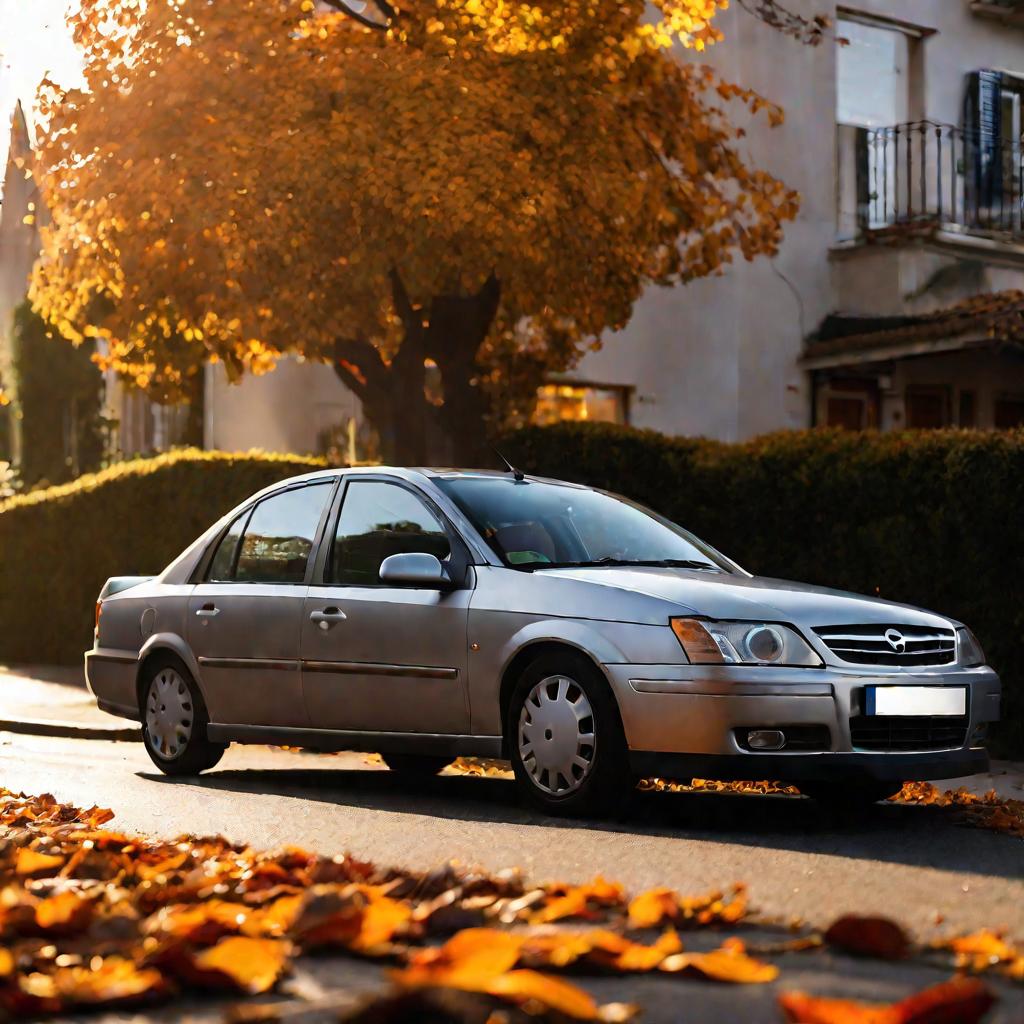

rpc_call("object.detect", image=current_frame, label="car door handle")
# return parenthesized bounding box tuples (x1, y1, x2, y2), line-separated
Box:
(196, 604, 220, 618)
(310, 607, 346, 630)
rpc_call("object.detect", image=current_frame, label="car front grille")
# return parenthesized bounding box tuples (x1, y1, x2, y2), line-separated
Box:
(813, 624, 956, 667)
(849, 715, 969, 751)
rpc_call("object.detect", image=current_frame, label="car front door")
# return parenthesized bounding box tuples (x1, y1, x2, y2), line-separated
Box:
(301, 477, 472, 735)
(187, 481, 335, 729)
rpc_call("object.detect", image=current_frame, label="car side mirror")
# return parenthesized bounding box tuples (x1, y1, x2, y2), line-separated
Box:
(379, 552, 454, 590)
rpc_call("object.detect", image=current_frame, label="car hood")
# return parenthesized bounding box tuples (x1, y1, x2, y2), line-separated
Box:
(537, 566, 955, 628)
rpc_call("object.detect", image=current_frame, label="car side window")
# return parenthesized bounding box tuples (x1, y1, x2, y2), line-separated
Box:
(331, 481, 451, 586)
(232, 484, 332, 584)
(207, 511, 249, 582)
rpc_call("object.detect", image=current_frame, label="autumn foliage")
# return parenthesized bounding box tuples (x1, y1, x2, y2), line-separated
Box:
(30, 0, 799, 462)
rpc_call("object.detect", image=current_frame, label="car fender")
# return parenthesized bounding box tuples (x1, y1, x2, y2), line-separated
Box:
(497, 617, 631, 675)
(137, 633, 208, 704)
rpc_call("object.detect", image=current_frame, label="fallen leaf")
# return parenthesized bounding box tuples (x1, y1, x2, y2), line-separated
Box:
(190, 937, 290, 994)
(488, 970, 600, 1018)
(351, 895, 412, 951)
(35, 891, 94, 934)
(824, 915, 910, 960)
(15, 847, 65, 876)
(661, 938, 778, 983)
(531, 877, 625, 924)
(779, 977, 995, 1024)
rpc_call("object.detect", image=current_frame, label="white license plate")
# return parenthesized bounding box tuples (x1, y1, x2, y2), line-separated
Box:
(865, 686, 966, 717)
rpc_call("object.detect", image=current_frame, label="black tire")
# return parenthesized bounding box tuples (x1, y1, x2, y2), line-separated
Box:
(140, 656, 226, 776)
(799, 781, 902, 809)
(506, 651, 633, 817)
(380, 753, 451, 776)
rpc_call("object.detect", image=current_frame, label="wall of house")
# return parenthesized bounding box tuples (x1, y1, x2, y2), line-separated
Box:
(569, 0, 1024, 441)
(569, 2, 837, 441)
(205, 358, 363, 458)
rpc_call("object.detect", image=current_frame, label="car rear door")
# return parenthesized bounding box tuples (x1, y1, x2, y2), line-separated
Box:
(300, 477, 472, 735)
(188, 480, 336, 728)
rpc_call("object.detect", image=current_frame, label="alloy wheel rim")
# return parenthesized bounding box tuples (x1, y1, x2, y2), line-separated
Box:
(518, 675, 596, 796)
(145, 668, 193, 760)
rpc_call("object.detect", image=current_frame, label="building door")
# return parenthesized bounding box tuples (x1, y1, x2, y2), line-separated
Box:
(905, 388, 950, 429)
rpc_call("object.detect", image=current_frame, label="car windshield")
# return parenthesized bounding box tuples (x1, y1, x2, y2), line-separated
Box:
(435, 476, 732, 572)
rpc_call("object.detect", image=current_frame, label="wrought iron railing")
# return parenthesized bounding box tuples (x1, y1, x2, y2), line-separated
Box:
(837, 120, 1024, 242)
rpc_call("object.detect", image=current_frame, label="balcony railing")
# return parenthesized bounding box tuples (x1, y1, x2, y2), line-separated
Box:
(837, 120, 1024, 244)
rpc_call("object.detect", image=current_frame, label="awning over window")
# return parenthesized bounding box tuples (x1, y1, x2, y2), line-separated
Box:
(801, 290, 1024, 369)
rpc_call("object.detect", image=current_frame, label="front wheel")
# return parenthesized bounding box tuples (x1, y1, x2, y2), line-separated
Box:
(507, 652, 632, 818)
(141, 658, 225, 776)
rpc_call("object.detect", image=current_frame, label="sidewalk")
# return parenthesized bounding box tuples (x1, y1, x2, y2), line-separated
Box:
(0, 664, 139, 741)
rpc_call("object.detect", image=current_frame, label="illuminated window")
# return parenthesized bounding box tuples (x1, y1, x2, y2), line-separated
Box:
(534, 383, 630, 426)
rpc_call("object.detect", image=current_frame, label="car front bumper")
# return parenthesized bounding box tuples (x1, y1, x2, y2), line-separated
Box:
(605, 662, 1000, 783)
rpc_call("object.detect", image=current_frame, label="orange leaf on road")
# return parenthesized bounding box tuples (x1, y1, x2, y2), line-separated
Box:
(190, 936, 289, 994)
(660, 938, 778, 983)
(779, 977, 995, 1024)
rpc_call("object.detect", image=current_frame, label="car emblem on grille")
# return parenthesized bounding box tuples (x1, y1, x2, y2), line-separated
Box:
(885, 628, 906, 653)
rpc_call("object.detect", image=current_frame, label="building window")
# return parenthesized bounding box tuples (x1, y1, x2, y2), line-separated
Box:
(534, 383, 630, 426)
(819, 377, 880, 430)
(994, 395, 1024, 429)
(905, 388, 950, 429)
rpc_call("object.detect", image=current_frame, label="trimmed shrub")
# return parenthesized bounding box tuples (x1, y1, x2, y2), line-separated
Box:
(504, 422, 1024, 758)
(0, 449, 323, 665)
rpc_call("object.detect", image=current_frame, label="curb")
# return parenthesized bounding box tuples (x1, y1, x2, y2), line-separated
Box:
(0, 717, 141, 743)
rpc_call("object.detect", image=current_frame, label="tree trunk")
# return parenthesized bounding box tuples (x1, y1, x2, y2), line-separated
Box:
(423, 273, 501, 467)
(331, 270, 501, 467)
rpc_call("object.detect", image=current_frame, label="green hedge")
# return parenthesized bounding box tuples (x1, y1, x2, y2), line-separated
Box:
(0, 449, 323, 665)
(504, 423, 1024, 758)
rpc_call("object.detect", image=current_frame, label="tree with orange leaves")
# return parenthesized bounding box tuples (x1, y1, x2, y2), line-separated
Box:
(31, 0, 798, 463)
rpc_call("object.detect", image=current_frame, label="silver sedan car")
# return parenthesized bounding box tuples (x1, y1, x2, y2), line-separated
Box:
(86, 467, 1001, 815)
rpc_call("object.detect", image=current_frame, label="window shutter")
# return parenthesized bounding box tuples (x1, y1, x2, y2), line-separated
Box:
(963, 70, 1004, 216)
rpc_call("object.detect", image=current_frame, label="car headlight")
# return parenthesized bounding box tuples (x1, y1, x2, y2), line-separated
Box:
(671, 617, 823, 667)
(957, 627, 986, 667)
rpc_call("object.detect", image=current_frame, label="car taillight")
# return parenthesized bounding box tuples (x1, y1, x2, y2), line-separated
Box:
(95, 600, 103, 638)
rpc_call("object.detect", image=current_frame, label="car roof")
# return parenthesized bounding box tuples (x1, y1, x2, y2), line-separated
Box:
(285, 466, 587, 489)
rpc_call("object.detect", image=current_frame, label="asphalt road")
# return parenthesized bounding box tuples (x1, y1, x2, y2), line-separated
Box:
(2, 730, 1022, 1022)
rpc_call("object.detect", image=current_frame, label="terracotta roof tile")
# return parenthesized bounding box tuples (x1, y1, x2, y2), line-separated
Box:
(806, 290, 1024, 359)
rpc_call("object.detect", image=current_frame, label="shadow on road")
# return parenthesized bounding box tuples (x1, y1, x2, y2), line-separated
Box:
(140, 763, 1024, 881)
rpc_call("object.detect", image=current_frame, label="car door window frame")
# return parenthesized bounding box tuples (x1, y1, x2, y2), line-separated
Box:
(193, 479, 340, 585)
(313, 475, 472, 589)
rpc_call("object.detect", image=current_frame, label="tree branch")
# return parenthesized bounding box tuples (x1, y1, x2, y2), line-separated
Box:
(736, 0, 832, 46)
(332, 335, 389, 398)
(389, 267, 421, 338)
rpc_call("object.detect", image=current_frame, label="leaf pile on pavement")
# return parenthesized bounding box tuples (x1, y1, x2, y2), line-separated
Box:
(893, 782, 1024, 838)
(637, 777, 802, 797)
(0, 788, 1014, 1022)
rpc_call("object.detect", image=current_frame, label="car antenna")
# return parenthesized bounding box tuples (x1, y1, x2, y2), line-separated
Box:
(492, 447, 525, 482)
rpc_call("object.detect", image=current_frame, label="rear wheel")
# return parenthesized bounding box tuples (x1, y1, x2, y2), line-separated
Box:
(141, 657, 225, 776)
(507, 652, 632, 817)
(800, 781, 902, 809)
(380, 753, 451, 776)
